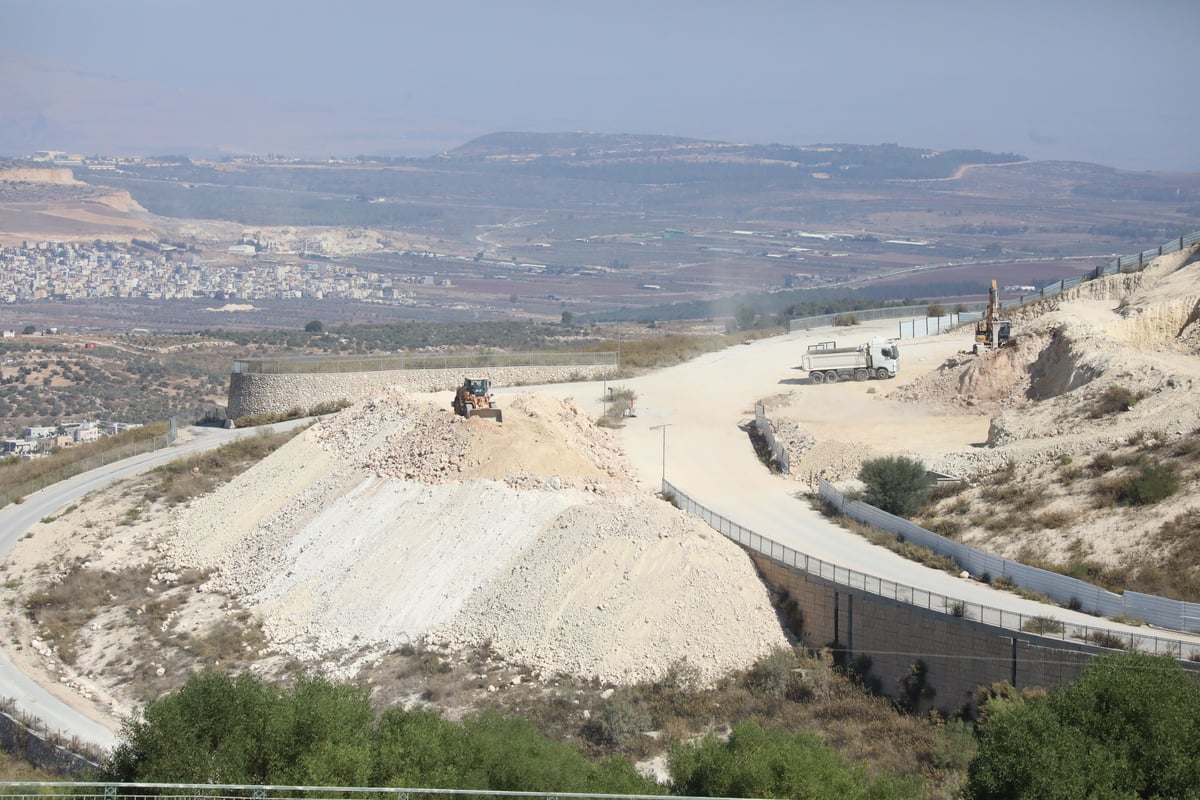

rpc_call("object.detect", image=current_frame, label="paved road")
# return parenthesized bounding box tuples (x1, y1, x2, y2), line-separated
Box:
(5, 326, 1197, 752)
(0, 421, 311, 753)
(499, 322, 1200, 651)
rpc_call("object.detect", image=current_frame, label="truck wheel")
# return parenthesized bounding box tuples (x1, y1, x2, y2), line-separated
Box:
(854, 369, 868, 382)
(825, 371, 839, 383)
(876, 367, 890, 380)
(810, 371, 825, 385)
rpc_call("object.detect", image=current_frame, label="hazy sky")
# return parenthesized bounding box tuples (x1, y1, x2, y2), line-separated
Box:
(2, 0, 1196, 170)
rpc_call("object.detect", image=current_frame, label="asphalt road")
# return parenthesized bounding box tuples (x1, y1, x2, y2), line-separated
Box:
(5, 324, 1198, 753)
(0, 420, 310, 753)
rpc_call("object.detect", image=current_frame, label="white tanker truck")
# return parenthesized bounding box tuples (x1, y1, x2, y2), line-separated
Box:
(797, 337, 899, 384)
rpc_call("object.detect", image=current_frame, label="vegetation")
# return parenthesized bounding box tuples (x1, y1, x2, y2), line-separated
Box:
(858, 455, 929, 517)
(1089, 384, 1144, 418)
(669, 721, 921, 799)
(967, 653, 1200, 799)
(149, 426, 304, 506)
(102, 670, 652, 792)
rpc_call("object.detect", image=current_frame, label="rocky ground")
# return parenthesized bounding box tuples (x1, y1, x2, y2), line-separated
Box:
(4, 393, 788, 724)
(768, 245, 1200, 574)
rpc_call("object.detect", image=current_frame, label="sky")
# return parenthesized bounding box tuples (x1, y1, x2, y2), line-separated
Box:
(1, 0, 1197, 170)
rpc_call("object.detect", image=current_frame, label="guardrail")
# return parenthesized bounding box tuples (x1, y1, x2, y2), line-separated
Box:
(0, 784, 755, 800)
(232, 351, 619, 375)
(662, 479, 1200, 660)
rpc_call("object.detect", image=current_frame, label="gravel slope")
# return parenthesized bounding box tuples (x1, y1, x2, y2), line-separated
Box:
(165, 392, 788, 684)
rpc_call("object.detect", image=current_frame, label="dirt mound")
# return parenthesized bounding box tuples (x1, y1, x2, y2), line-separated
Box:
(162, 389, 786, 684)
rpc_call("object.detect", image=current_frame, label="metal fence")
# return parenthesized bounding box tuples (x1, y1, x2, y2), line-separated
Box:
(895, 313, 980, 339)
(752, 403, 789, 474)
(232, 351, 619, 375)
(818, 481, 1200, 633)
(0, 784, 759, 800)
(662, 479, 1200, 659)
(788, 304, 968, 331)
(0, 414, 190, 509)
(999, 231, 1200, 313)
(789, 230, 1200, 333)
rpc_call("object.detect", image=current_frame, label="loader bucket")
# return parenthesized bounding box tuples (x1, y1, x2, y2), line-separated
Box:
(467, 407, 503, 422)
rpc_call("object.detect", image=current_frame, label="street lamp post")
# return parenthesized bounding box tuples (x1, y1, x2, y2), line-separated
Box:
(649, 423, 671, 490)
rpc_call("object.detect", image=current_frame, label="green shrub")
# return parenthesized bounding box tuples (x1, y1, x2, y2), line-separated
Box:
(1123, 463, 1180, 505)
(1088, 385, 1142, 418)
(1021, 616, 1065, 635)
(858, 455, 928, 516)
(743, 646, 798, 699)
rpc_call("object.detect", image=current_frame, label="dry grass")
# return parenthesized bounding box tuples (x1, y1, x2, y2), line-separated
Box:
(150, 426, 304, 506)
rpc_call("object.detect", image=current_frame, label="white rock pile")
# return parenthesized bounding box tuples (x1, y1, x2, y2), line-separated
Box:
(169, 389, 788, 684)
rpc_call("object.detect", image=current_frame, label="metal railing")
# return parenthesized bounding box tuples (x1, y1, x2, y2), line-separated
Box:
(788, 303, 984, 331)
(819, 480, 1200, 632)
(1000, 231, 1200, 313)
(790, 230, 1200, 333)
(662, 479, 1200, 661)
(232, 351, 618, 375)
(0, 412, 197, 509)
(0, 784, 751, 800)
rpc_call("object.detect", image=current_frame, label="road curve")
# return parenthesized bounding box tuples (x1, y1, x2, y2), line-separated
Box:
(499, 323, 1200, 649)
(0, 420, 312, 753)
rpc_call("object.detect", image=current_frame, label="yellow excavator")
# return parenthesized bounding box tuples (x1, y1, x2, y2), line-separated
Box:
(452, 377, 503, 422)
(974, 280, 1012, 354)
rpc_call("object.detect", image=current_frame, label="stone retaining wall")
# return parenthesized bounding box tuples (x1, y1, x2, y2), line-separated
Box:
(0, 710, 99, 775)
(227, 364, 613, 419)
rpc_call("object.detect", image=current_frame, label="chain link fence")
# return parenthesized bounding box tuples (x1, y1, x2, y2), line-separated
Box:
(0, 783, 761, 800)
(233, 351, 619, 375)
(662, 479, 1200, 660)
(818, 480, 1200, 633)
(788, 230, 1199, 333)
(0, 410, 205, 509)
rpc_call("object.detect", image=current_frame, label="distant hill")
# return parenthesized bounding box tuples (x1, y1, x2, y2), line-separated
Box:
(447, 131, 1027, 181)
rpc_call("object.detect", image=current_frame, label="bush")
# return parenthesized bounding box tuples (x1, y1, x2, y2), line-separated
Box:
(859, 455, 929, 516)
(968, 653, 1200, 799)
(1123, 463, 1180, 505)
(1088, 385, 1142, 418)
(1021, 616, 1065, 635)
(926, 303, 946, 318)
(743, 646, 798, 699)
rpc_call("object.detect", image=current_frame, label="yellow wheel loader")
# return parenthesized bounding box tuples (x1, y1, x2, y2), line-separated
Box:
(452, 377, 503, 422)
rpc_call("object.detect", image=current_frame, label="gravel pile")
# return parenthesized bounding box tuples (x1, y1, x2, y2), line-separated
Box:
(169, 389, 787, 684)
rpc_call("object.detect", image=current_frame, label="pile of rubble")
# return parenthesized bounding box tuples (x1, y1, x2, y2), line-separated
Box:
(167, 389, 788, 685)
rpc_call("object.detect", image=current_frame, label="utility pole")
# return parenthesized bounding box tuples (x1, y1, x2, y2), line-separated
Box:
(649, 423, 671, 490)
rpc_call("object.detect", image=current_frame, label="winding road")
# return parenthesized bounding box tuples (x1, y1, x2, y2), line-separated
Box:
(3, 321, 1198, 753)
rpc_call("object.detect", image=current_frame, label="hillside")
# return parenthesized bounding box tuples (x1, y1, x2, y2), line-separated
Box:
(819, 245, 1200, 599)
(4, 392, 788, 724)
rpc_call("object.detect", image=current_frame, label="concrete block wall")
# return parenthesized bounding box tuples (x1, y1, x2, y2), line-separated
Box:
(753, 555, 1100, 715)
(227, 364, 613, 419)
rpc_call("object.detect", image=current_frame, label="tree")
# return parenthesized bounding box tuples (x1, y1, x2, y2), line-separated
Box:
(926, 302, 946, 317)
(968, 652, 1200, 800)
(21, 325, 36, 335)
(735, 304, 757, 330)
(669, 721, 920, 799)
(858, 455, 928, 516)
(304, 320, 324, 333)
(560, 310, 573, 326)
